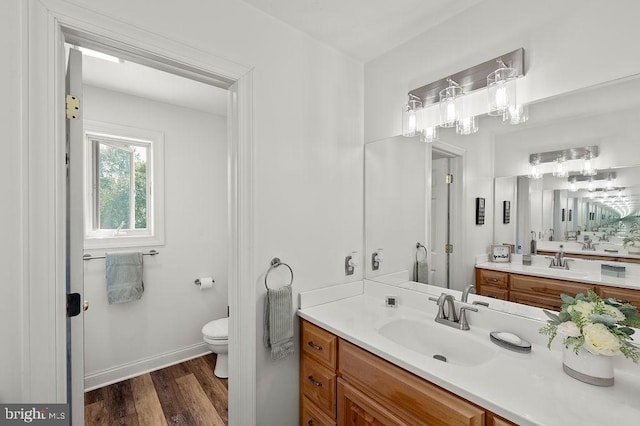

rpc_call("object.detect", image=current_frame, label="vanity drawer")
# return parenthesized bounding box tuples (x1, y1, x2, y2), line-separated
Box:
(301, 395, 336, 426)
(477, 269, 509, 289)
(478, 286, 508, 300)
(338, 339, 484, 425)
(301, 355, 336, 419)
(510, 274, 594, 299)
(509, 290, 562, 311)
(597, 286, 640, 307)
(302, 320, 337, 369)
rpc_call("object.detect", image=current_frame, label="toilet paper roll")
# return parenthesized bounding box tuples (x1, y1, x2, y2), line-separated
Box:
(197, 277, 214, 290)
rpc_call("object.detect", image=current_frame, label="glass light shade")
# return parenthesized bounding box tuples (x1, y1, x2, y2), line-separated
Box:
(553, 158, 569, 178)
(582, 155, 597, 176)
(587, 179, 595, 192)
(488, 67, 517, 116)
(402, 99, 422, 137)
(606, 175, 615, 189)
(456, 116, 478, 135)
(504, 104, 528, 124)
(528, 162, 542, 179)
(421, 126, 439, 143)
(569, 180, 577, 192)
(439, 85, 462, 128)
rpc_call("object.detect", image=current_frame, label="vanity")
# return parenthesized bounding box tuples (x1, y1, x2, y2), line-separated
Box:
(475, 259, 640, 310)
(297, 281, 640, 426)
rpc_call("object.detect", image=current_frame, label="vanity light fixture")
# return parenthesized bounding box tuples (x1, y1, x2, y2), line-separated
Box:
(587, 177, 595, 192)
(402, 94, 422, 137)
(440, 79, 463, 128)
(404, 48, 525, 138)
(582, 148, 598, 176)
(569, 176, 577, 192)
(421, 125, 439, 143)
(528, 146, 599, 179)
(488, 59, 517, 116)
(552, 155, 569, 178)
(528, 156, 542, 180)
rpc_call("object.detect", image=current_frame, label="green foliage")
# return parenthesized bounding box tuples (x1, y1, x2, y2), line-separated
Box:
(97, 143, 147, 230)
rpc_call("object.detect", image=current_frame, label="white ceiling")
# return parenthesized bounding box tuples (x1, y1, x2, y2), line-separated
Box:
(240, 0, 485, 62)
(81, 53, 228, 117)
(79, 1, 485, 113)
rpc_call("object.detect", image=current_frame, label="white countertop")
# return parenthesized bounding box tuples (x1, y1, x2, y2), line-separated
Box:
(535, 240, 640, 260)
(476, 257, 640, 291)
(298, 281, 640, 425)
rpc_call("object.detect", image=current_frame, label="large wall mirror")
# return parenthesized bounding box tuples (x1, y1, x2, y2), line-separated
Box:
(365, 73, 640, 293)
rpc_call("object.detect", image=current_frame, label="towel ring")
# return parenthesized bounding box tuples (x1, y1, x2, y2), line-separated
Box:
(416, 243, 427, 261)
(264, 257, 293, 290)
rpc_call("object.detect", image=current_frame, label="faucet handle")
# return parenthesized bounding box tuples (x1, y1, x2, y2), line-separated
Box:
(458, 306, 478, 330)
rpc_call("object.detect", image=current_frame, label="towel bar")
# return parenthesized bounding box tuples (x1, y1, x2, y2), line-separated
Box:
(264, 257, 293, 290)
(83, 249, 159, 260)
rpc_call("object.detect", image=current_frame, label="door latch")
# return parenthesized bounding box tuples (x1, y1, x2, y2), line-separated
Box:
(66, 293, 81, 317)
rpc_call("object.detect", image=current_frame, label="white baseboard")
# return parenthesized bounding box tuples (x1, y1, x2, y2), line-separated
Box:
(84, 342, 212, 392)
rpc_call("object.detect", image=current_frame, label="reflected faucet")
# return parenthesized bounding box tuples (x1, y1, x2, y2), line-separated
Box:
(461, 284, 476, 303)
(546, 244, 574, 269)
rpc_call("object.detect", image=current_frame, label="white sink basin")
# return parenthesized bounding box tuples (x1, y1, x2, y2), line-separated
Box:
(521, 266, 590, 280)
(377, 318, 495, 366)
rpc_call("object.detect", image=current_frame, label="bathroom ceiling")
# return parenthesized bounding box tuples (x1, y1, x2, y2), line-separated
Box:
(81, 53, 228, 117)
(240, 0, 486, 62)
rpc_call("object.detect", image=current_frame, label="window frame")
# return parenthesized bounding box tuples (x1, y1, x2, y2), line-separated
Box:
(83, 120, 165, 249)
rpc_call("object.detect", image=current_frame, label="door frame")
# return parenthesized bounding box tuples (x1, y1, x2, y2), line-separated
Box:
(26, 1, 256, 424)
(428, 141, 466, 289)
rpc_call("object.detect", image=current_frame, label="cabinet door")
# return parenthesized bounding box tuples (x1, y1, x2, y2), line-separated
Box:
(597, 286, 640, 308)
(337, 379, 407, 426)
(510, 274, 594, 300)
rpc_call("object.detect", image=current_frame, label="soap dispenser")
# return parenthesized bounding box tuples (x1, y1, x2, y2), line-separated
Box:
(530, 231, 537, 255)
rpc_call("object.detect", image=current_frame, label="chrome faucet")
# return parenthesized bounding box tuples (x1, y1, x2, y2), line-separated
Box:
(581, 239, 597, 251)
(428, 293, 477, 330)
(546, 244, 573, 269)
(461, 284, 476, 303)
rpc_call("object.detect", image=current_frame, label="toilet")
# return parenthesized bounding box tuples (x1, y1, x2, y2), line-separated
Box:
(202, 317, 229, 378)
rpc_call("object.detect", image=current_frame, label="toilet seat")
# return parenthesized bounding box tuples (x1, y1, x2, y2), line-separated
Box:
(202, 317, 228, 341)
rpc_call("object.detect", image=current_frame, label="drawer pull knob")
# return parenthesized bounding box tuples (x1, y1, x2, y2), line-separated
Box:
(308, 376, 322, 387)
(307, 341, 322, 351)
(307, 420, 314, 426)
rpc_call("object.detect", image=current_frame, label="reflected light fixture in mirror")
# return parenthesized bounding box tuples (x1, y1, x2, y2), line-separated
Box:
(421, 125, 439, 143)
(503, 103, 529, 124)
(528, 145, 599, 179)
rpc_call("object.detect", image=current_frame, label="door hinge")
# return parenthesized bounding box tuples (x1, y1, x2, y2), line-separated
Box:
(445, 174, 453, 184)
(66, 94, 80, 120)
(445, 244, 453, 254)
(66, 293, 81, 317)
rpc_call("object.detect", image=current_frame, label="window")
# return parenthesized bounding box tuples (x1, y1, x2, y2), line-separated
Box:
(84, 121, 164, 248)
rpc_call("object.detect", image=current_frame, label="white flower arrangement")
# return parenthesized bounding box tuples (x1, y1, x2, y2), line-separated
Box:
(540, 290, 640, 362)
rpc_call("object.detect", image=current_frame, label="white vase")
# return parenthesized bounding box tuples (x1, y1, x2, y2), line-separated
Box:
(562, 345, 614, 386)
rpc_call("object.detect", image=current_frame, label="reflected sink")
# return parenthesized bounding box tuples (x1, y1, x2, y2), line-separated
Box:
(377, 318, 495, 366)
(521, 266, 590, 280)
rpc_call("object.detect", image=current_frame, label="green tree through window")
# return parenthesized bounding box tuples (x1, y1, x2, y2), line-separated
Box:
(95, 140, 148, 230)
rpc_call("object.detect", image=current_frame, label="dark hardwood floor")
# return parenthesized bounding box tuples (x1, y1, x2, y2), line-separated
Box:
(85, 354, 228, 425)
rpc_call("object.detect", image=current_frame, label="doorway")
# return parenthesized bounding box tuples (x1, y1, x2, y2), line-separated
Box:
(26, 5, 255, 424)
(429, 142, 464, 290)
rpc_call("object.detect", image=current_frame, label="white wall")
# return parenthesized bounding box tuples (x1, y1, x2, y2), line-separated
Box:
(81, 85, 228, 387)
(3, 0, 363, 423)
(0, 0, 26, 403)
(364, 0, 640, 288)
(365, 136, 426, 280)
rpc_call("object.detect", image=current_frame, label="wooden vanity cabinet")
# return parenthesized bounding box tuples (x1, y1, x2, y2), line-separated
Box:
(475, 267, 640, 310)
(301, 320, 337, 425)
(475, 269, 509, 300)
(301, 319, 517, 426)
(509, 274, 594, 311)
(597, 286, 640, 307)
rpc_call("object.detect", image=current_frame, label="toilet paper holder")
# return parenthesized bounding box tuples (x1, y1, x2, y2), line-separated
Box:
(195, 277, 215, 286)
